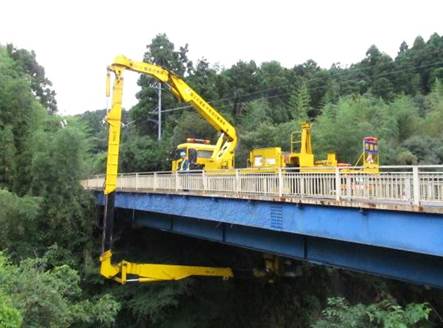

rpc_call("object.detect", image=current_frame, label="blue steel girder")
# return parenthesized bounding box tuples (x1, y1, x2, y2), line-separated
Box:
(95, 192, 443, 287)
(126, 210, 443, 288)
(96, 192, 443, 257)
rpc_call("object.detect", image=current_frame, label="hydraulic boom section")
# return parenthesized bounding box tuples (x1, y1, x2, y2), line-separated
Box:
(101, 55, 234, 284)
(109, 55, 237, 171)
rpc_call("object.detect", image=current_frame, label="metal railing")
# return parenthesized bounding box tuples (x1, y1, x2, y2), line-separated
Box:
(81, 165, 443, 208)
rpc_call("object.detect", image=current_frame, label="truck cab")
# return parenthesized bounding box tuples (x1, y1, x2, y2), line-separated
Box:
(171, 139, 216, 171)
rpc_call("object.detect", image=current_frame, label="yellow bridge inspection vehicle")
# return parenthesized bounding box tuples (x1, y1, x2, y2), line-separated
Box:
(101, 55, 234, 284)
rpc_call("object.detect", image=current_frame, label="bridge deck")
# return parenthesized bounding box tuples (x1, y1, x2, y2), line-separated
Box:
(83, 165, 443, 214)
(85, 165, 443, 288)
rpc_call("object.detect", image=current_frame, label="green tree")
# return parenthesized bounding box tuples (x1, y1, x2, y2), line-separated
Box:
(288, 82, 310, 121)
(423, 79, 443, 137)
(0, 126, 16, 188)
(0, 46, 47, 195)
(256, 61, 292, 115)
(313, 95, 399, 163)
(29, 126, 94, 255)
(360, 45, 396, 100)
(401, 136, 443, 164)
(187, 58, 220, 100)
(223, 60, 260, 117)
(0, 190, 41, 258)
(120, 134, 172, 172)
(238, 100, 271, 131)
(132, 34, 192, 136)
(6, 44, 57, 113)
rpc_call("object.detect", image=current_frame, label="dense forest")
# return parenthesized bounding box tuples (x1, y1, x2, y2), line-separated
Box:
(0, 33, 442, 327)
(80, 32, 443, 174)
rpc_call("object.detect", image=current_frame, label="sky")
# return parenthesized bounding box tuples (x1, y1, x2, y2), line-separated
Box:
(1, 0, 442, 115)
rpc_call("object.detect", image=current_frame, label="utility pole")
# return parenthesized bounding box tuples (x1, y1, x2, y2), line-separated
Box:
(157, 81, 162, 140)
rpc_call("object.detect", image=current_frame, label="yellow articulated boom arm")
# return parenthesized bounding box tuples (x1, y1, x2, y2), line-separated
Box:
(110, 55, 238, 168)
(101, 55, 234, 284)
(100, 250, 233, 284)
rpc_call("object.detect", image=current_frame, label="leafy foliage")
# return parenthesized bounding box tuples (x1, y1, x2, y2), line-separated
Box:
(313, 297, 431, 328)
(6, 44, 58, 113)
(0, 190, 41, 258)
(0, 252, 119, 327)
(0, 44, 120, 327)
(29, 125, 94, 253)
(0, 291, 22, 328)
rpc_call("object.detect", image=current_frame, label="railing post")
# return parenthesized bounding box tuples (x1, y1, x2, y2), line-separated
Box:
(278, 168, 283, 197)
(412, 166, 420, 206)
(335, 167, 341, 201)
(153, 172, 157, 191)
(405, 175, 411, 201)
(135, 173, 139, 191)
(175, 171, 179, 192)
(202, 170, 206, 192)
(346, 176, 351, 199)
(300, 171, 305, 198)
(235, 169, 240, 194)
